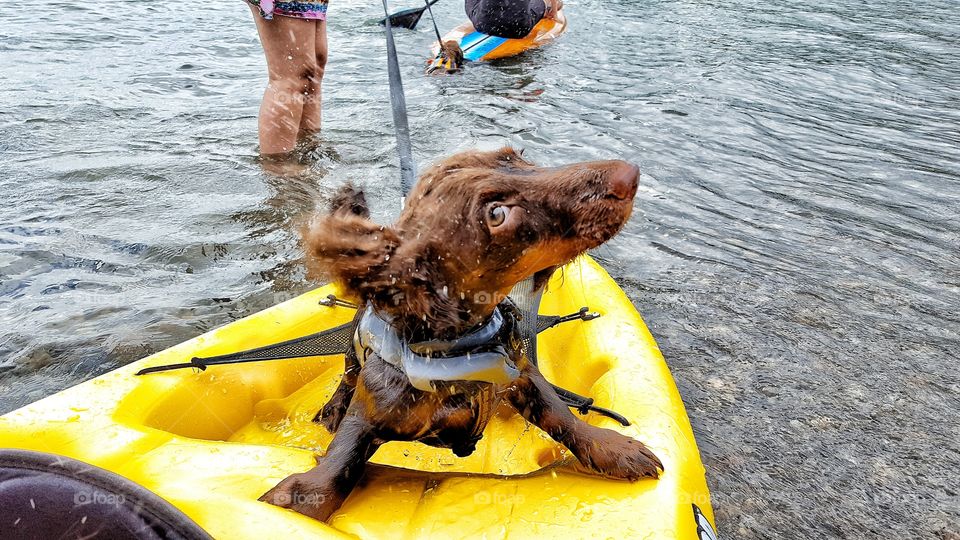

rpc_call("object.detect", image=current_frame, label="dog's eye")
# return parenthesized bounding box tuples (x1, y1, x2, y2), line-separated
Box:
(488, 205, 508, 227)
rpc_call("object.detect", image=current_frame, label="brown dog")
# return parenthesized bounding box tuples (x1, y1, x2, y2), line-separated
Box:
(426, 40, 465, 74)
(260, 147, 662, 521)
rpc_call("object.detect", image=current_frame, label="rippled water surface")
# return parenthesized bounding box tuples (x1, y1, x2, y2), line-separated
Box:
(2, 0, 959, 537)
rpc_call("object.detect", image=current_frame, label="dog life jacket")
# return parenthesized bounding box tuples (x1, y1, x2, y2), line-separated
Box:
(135, 282, 630, 426)
(354, 303, 521, 392)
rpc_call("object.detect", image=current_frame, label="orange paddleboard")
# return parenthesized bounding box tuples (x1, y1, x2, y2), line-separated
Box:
(430, 10, 567, 62)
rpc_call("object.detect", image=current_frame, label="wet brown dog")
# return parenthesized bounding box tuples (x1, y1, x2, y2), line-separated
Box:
(260, 147, 662, 521)
(426, 40, 465, 74)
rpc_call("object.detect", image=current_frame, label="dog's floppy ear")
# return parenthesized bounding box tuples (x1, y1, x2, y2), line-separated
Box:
(302, 187, 400, 297)
(303, 185, 464, 332)
(329, 184, 370, 218)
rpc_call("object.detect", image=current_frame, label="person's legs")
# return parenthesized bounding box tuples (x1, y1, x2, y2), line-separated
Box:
(299, 21, 327, 137)
(249, 6, 319, 156)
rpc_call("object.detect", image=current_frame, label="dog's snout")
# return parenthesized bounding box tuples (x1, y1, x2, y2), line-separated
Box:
(607, 161, 639, 200)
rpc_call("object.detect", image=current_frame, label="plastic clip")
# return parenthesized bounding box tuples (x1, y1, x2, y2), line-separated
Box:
(318, 295, 359, 309)
(555, 307, 601, 325)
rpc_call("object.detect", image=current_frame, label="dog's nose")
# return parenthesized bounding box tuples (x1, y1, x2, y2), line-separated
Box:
(608, 161, 640, 200)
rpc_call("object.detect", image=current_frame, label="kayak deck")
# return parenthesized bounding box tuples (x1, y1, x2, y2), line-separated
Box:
(0, 256, 714, 539)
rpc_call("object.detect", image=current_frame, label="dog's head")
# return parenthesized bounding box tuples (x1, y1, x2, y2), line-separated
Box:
(426, 41, 465, 75)
(303, 147, 638, 336)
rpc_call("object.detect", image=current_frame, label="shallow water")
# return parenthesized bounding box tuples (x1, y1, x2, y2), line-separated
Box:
(1, 0, 958, 537)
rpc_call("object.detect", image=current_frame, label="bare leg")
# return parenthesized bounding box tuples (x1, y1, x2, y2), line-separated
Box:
(299, 20, 327, 138)
(506, 363, 662, 480)
(249, 7, 319, 156)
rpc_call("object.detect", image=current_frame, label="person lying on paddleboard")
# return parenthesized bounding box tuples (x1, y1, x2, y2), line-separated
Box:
(466, 0, 563, 39)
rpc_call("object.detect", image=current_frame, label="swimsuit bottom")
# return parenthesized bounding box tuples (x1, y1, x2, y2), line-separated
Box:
(247, 0, 328, 20)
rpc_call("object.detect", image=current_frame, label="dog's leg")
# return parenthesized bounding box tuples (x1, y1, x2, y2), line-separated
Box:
(505, 363, 663, 480)
(261, 405, 378, 521)
(313, 345, 360, 432)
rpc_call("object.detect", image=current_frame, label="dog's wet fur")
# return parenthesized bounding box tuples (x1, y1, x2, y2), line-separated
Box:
(426, 40, 465, 74)
(260, 147, 662, 521)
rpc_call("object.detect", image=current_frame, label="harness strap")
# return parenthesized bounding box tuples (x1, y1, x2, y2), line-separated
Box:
(134, 321, 354, 376)
(551, 384, 630, 426)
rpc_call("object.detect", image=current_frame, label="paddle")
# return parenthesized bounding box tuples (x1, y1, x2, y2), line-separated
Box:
(379, 0, 441, 30)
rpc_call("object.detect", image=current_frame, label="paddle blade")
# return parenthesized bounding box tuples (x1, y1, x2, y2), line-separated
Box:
(379, 6, 426, 29)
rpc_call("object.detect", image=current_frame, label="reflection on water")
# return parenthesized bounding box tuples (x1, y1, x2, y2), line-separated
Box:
(1, 0, 958, 537)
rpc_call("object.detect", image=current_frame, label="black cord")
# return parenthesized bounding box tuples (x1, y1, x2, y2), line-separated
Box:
(424, 0, 444, 49)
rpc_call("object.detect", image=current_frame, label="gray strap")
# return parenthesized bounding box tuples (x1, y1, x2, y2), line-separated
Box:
(381, 0, 417, 196)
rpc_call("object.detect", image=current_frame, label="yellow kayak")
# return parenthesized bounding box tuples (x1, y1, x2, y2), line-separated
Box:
(0, 256, 715, 539)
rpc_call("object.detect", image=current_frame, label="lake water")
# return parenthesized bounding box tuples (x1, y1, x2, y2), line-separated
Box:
(1, 0, 958, 537)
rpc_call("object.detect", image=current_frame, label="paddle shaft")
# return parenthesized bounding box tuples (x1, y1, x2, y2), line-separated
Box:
(424, 0, 444, 45)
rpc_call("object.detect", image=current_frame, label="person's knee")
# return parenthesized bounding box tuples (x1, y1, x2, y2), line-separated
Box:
(268, 62, 320, 94)
(315, 51, 327, 78)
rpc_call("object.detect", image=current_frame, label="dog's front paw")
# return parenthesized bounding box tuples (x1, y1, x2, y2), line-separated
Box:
(575, 428, 663, 481)
(259, 471, 343, 522)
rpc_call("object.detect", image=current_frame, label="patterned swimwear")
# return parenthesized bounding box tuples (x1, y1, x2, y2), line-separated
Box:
(247, 0, 328, 20)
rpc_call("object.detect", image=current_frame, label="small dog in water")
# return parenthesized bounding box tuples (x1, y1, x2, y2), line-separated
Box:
(260, 147, 662, 521)
(426, 40, 465, 74)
